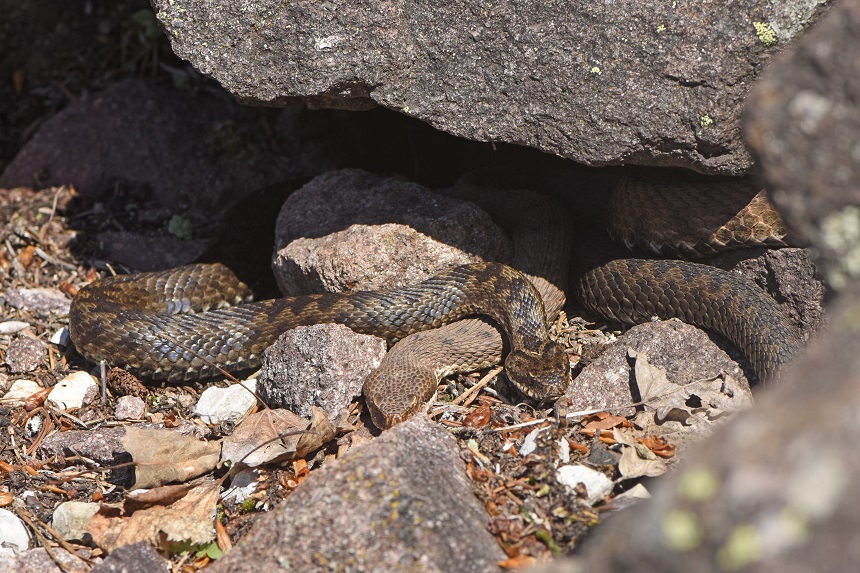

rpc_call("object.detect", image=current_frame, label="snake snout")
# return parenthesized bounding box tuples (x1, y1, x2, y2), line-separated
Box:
(504, 343, 571, 401)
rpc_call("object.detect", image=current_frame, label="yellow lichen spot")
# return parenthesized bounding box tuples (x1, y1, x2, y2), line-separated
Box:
(656, 24, 667, 33)
(402, 106, 410, 113)
(753, 21, 778, 46)
(590, 66, 601, 75)
(700, 114, 714, 128)
(678, 466, 719, 502)
(716, 524, 762, 571)
(662, 510, 703, 552)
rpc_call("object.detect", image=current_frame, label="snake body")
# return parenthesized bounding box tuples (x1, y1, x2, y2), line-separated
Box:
(68, 171, 805, 428)
(69, 261, 571, 403)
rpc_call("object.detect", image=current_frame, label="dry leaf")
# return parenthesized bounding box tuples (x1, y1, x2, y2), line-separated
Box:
(87, 476, 220, 552)
(638, 435, 676, 458)
(463, 402, 492, 428)
(221, 406, 335, 467)
(581, 411, 627, 431)
(498, 554, 536, 570)
(120, 427, 221, 490)
(614, 427, 669, 478)
(629, 348, 753, 424)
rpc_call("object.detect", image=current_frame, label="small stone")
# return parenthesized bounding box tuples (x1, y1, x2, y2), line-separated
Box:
(519, 427, 544, 457)
(50, 327, 70, 346)
(259, 323, 387, 420)
(4, 288, 71, 315)
(556, 465, 615, 505)
(26, 415, 42, 437)
(47, 372, 99, 411)
(89, 542, 171, 573)
(51, 502, 100, 543)
(0, 508, 30, 552)
(4, 337, 47, 373)
(222, 468, 262, 505)
(0, 321, 30, 335)
(1, 379, 43, 406)
(194, 379, 258, 425)
(115, 396, 146, 420)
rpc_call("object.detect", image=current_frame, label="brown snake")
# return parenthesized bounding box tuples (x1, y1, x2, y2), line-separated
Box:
(68, 171, 804, 429)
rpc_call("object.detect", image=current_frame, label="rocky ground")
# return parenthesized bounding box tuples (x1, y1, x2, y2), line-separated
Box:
(1, 1, 851, 572)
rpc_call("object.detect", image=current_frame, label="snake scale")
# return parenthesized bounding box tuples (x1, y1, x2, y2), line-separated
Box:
(69, 171, 804, 429)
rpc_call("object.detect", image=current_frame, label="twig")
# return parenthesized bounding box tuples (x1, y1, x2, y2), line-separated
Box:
(449, 366, 503, 407)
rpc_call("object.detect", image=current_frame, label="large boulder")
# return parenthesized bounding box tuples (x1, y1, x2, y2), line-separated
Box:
(153, 0, 828, 174)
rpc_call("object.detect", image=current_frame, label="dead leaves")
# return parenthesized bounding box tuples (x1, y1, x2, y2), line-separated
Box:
(120, 427, 221, 490)
(221, 406, 335, 467)
(87, 477, 221, 552)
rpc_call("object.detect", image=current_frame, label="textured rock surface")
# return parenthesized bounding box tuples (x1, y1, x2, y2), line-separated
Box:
(0, 79, 286, 212)
(710, 246, 825, 339)
(154, 0, 827, 174)
(3, 336, 47, 373)
(209, 415, 506, 573)
(258, 323, 387, 420)
(746, 1, 860, 290)
(567, 321, 752, 417)
(273, 169, 510, 294)
(548, 3, 860, 571)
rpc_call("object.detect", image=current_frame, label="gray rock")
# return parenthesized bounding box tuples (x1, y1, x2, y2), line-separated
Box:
(39, 427, 127, 466)
(208, 415, 506, 573)
(273, 169, 510, 295)
(153, 0, 827, 174)
(114, 396, 146, 421)
(567, 321, 752, 417)
(559, 3, 860, 572)
(710, 247, 825, 339)
(4, 337, 47, 373)
(0, 548, 86, 573)
(96, 232, 207, 272)
(745, 0, 860, 289)
(4, 287, 70, 315)
(0, 79, 286, 213)
(258, 323, 387, 421)
(89, 542, 171, 573)
(51, 502, 99, 543)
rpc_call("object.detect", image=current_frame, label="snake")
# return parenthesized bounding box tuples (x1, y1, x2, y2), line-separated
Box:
(68, 170, 804, 429)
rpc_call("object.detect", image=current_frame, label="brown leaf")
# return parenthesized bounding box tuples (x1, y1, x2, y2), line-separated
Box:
(638, 435, 677, 459)
(221, 406, 335, 467)
(120, 426, 221, 490)
(581, 411, 627, 431)
(498, 554, 536, 570)
(87, 477, 220, 552)
(463, 402, 492, 428)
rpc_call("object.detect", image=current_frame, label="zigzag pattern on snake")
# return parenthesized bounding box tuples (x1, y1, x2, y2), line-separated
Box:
(68, 170, 804, 429)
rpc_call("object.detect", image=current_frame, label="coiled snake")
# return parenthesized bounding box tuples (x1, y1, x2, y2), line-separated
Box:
(68, 171, 804, 429)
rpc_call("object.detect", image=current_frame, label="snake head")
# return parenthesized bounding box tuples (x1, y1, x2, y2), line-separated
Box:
(503, 342, 570, 402)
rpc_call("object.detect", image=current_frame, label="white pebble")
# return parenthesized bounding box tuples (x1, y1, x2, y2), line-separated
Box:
(50, 327, 70, 346)
(115, 396, 146, 420)
(195, 379, 258, 425)
(221, 468, 262, 504)
(0, 321, 30, 335)
(1, 379, 42, 406)
(51, 502, 100, 542)
(47, 372, 98, 411)
(557, 464, 614, 505)
(519, 426, 545, 457)
(0, 508, 30, 552)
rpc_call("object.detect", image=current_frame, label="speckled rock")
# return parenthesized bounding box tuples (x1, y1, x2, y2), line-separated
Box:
(4, 337, 47, 373)
(208, 415, 505, 573)
(273, 169, 510, 295)
(154, 0, 827, 174)
(4, 287, 70, 315)
(258, 323, 387, 421)
(567, 320, 752, 417)
(0, 79, 287, 213)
